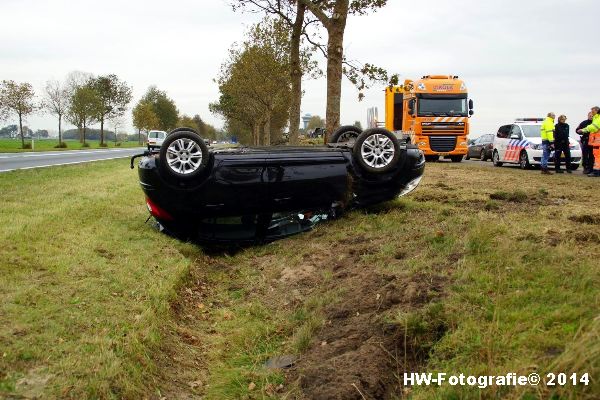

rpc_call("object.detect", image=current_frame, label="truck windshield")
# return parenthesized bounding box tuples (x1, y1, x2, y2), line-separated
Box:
(521, 125, 541, 138)
(418, 98, 467, 116)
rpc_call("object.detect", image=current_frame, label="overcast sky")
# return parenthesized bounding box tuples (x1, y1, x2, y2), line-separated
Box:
(1, 0, 598, 137)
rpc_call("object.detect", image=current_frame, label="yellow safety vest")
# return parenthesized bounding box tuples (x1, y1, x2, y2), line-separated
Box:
(540, 117, 555, 141)
(584, 114, 600, 147)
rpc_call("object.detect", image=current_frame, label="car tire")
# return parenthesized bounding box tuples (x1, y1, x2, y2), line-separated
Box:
(570, 164, 579, 170)
(450, 155, 463, 163)
(158, 130, 209, 181)
(519, 150, 531, 170)
(330, 125, 362, 145)
(465, 152, 471, 160)
(492, 150, 503, 167)
(353, 128, 401, 174)
(480, 149, 487, 161)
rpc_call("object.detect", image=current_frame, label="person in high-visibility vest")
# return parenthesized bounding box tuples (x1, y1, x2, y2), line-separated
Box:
(577, 106, 600, 177)
(540, 112, 556, 175)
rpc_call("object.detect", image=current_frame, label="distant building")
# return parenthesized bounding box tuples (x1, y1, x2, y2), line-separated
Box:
(301, 113, 312, 130)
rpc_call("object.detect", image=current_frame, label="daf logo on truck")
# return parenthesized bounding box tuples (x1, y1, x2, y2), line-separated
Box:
(381, 75, 474, 162)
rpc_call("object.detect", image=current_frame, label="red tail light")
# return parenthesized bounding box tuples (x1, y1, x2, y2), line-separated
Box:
(145, 197, 173, 221)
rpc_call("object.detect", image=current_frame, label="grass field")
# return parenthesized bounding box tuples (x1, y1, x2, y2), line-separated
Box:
(0, 160, 598, 399)
(0, 138, 143, 152)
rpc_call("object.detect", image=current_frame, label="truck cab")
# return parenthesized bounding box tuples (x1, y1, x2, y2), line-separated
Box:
(383, 75, 474, 162)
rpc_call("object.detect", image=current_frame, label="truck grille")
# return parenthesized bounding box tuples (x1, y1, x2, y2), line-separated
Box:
(421, 122, 465, 135)
(429, 136, 457, 152)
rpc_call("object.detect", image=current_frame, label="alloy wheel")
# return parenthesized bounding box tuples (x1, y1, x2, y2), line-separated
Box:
(166, 138, 203, 174)
(360, 133, 395, 169)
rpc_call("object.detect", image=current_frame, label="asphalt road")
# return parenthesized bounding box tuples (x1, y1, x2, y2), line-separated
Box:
(0, 147, 146, 173)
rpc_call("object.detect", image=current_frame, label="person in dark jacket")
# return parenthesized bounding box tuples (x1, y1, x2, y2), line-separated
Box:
(577, 111, 594, 174)
(554, 115, 572, 173)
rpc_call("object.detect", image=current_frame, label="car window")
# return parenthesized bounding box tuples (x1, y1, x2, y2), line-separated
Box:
(521, 125, 542, 138)
(510, 125, 522, 138)
(497, 125, 511, 138)
(484, 134, 493, 142)
(159, 133, 165, 139)
(149, 132, 158, 138)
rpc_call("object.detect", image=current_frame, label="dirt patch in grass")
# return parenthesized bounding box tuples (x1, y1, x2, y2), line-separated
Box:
(285, 239, 448, 399)
(568, 214, 600, 225)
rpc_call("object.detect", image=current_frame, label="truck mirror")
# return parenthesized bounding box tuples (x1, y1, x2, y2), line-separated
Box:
(468, 99, 474, 110)
(469, 110, 474, 116)
(408, 99, 415, 115)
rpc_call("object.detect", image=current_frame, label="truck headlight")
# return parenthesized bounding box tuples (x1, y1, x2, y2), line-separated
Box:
(418, 141, 427, 147)
(459, 141, 467, 146)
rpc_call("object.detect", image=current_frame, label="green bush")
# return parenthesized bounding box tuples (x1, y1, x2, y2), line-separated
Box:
(54, 142, 68, 149)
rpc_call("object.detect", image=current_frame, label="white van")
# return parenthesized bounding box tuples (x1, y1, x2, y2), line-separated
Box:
(492, 119, 582, 170)
(147, 130, 168, 151)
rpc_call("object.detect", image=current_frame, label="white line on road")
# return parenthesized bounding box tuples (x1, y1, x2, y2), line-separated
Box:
(0, 156, 135, 173)
(0, 148, 144, 159)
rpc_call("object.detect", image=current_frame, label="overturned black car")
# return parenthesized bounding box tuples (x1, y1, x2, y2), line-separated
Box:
(132, 126, 425, 243)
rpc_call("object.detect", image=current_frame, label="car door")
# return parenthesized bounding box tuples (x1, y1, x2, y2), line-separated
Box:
(504, 125, 523, 163)
(495, 125, 512, 160)
(206, 155, 268, 215)
(264, 149, 348, 211)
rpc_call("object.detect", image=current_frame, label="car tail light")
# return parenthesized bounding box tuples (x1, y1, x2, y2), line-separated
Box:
(146, 197, 173, 221)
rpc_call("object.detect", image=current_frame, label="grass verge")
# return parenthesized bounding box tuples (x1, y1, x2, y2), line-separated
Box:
(0, 159, 197, 398)
(0, 139, 143, 152)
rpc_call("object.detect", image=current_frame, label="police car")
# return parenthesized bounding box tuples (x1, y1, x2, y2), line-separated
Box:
(492, 118, 582, 169)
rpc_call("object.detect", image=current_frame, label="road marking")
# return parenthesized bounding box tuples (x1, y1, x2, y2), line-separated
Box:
(0, 148, 143, 159)
(0, 155, 134, 173)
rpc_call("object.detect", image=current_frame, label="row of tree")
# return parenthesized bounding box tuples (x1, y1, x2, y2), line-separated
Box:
(0, 74, 220, 149)
(0, 73, 132, 148)
(210, 0, 389, 145)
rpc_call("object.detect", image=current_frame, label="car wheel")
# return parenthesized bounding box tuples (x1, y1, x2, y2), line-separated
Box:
(519, 151, 531, 170)
(570, 164, 579, 170)
(353, 128, 401, 173)
(492, 151, 503, 167)
(480, 149, 487, 161)
(450, 155, 463, 163)
(330, 125, 362, 145)
(465, 151, 471, 160)
(158, 130, 209, 181)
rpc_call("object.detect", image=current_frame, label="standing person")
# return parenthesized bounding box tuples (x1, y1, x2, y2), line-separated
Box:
(540, 112, 556, 175)
(577, 106, 600, 177)
(554, 115, 572, 173)
(577, 111, 594, 174)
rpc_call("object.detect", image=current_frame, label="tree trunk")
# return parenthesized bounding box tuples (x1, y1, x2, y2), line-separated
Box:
(252, 123, 259, 146)
(79, 125, 83, 143)
(18, 112, 24, 148)
(138, 128, 141, 145)
(58, 115, 62, 145)
(324, 1, 349, 143)
(100, 117, 104, 146)
(83, 122, 86, 144)
(288, 2, 306, 145)
(264, 111, 272, 146)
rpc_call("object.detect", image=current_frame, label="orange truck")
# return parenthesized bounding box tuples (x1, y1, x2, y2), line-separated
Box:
(380, 75, 474, 162)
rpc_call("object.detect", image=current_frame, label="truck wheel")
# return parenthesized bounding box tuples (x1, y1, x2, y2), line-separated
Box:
(353, 128, 401, 174)
(465, 152, 471, 160)
(425, 155, 439, 162)
(450, 155, 463, 163)
(159, 130, 209, 181)
(492, 150, 503, 167)
(330, 125, 362, 145)
(519, 151, 531, 169)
